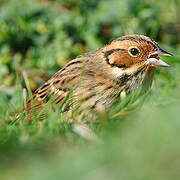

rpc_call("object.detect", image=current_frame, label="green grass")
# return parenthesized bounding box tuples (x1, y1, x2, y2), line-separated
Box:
(1, 0, 180, 179)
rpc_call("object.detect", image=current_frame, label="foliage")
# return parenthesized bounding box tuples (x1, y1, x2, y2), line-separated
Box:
(0, 0, 180, 179)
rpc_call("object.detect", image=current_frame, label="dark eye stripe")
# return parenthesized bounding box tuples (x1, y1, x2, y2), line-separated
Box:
(104, 48, 121, 58)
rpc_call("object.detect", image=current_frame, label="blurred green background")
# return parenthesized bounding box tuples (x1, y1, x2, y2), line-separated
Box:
(0, 0, 180, 179)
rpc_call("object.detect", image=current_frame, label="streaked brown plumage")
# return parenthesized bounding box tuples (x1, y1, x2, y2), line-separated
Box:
(25, 34, 172, 122)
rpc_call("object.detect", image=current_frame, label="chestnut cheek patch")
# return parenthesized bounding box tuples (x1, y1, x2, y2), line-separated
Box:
(104, 49, 130, 68)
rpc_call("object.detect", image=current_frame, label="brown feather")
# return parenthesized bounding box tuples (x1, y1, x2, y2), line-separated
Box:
(24, 34, 169, 121)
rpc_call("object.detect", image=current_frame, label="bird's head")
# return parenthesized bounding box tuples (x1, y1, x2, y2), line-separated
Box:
(101, 34, 172, 79)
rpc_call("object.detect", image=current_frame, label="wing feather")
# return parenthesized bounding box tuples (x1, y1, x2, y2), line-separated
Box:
(25, 58, 84, 120)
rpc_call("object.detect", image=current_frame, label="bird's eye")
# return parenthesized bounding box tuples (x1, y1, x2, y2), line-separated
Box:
(128, 47, 140, 57)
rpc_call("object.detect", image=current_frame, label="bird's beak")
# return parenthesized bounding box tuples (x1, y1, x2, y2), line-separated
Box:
(147, 48, 173, 67)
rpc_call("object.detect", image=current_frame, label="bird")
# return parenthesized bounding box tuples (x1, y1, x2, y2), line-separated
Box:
(24, 34, 172, 130)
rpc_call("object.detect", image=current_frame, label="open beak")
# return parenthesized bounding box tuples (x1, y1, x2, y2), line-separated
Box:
(147, 48, 173, 67)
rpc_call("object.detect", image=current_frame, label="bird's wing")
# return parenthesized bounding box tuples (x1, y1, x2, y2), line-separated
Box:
(25, 58, 84, 119)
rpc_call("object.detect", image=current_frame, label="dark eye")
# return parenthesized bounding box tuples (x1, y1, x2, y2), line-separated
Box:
(129, 48, 139, 57)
